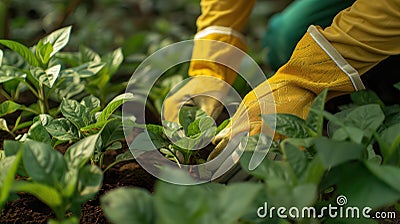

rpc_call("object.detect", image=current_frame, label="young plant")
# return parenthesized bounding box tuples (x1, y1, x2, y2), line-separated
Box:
(3, 135, 103, 223)
(35, 93, 136, 168)
(57, 46, 125, 105)
(131, 106, 228, 165)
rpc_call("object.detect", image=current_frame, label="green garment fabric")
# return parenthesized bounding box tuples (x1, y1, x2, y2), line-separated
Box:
(263, 0, 354, 71)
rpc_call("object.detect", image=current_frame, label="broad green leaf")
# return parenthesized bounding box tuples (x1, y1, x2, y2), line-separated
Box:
(55, 51, 81, 67)
(3, 140, 21, 156)
(42, 26, 72, 57)
(80, 119, 110, 136)
(178, 106, 207, 134)
(365, 162, 400, 192)
(34, 114, 53, 126)
(263, 114, 310, 138)
(64, 135, 98, 169)
(97, 93, 135, 123)
(45, 118, 80, 141)
(35, 40, 53, 65)
(0, 100, 22, 117)
(30, 65, 60, 88)
(0, 39, 39, 66)
(61, 98, 89, 128)
(345, 104, 385, 137)
(79, 45, 101, 62)
(101, 188, 155, 224)
(332, 126, 365, 144)
(326, 162, 400, 208)
(102, 48, 124, 75)
(216, 182, 262, 224)
(301, 155, 325, 185)
(314, 137, 364, 169)
(0, 151, 22, 210)
(216, 119, 230, 134)
(26, 121, 51, 143)
(70, 61, 105, 78)
(80, 95, 101, 113)
(282, 143, 308, 177)
(351, 90, 384, 107)
(0, 65, 26, 83)
(23, 140, 66, 185)
(76, 165, 103, 202)
(11, 181, 62, 208)
(97, 119, 124, 150)
(0, 49, 2, 66)
(240, 151, 297, 183)
(306, 88, 328, 135)
(0, 118, 10, 132)
(378, 123, 400, 164)
(53, 74, 85, 100)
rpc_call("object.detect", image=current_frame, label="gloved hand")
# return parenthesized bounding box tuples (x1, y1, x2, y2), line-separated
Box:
(163, 0, 255, 122)
(209, 25, 365, 160)
(163, 75, 230, 122)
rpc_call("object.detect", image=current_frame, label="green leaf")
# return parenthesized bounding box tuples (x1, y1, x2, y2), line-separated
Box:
(45, 118, 80, 141)
(22, 140, 66, 185)
(345, 104, 385, 137)
(70, 61, 105, 78)
(306, 88, 328, 135)
(79, 45, 101, 63)
(97, 93, 135, 123)
(26, 121, 51, 143)
(115, 150, 134, 162)
(11, 181, 62, 208)
(216, 182, 262, 223)
(178, 106, 207, 134)
(76, 165, 103, 202)
(326, 162, 400, 208)
(30, 65, 60, 88)
(35, 40, 53, 65)
(365, 162, 400, 192)
(61, 98, 89, 128)
(102, 48, 124, 75)
(378, 123, 400, 165)
(0, 65, 26, 83)
(314, 137, 364, 169)
(0, 39, 40, 66)
(101, 188, 155, 224)
(41, 26, 72, 57)
(97, 119, 124, 151)
(351, 90, 384, 107)
(282, 143, 308, 177)
(0, 151, 22, 210)
(263, 114, 310, 138)
(64, 135, 98, 169)
(80, 95, 101, 113)
(0, 100, 22, 117)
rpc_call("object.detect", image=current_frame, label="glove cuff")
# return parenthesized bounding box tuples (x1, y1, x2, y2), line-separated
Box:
(307, 25, 365, 91)
(189, 26, 247, 85)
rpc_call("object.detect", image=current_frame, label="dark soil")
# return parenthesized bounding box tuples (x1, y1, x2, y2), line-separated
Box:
(0, 141, 157, 224)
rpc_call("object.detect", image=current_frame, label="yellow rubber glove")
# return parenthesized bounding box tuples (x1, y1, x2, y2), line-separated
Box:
(211, 0, 400, 160)
(163, 0, 254, 122)
(210, 26, 364, 160)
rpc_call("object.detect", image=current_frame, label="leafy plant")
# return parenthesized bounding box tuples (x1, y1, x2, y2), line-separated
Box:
(0, 26, 105, 137)
(23, 93, 136, 169)
(2, 135, 103, 223)
(131, 106, 228, 165)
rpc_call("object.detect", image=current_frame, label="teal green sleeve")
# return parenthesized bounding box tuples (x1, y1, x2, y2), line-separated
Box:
(262, 0, 355, 71)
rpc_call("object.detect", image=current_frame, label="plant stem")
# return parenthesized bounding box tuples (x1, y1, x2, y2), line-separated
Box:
(0, 86, 11, 100)
(20, 80, 39, 98)
(37, 83, 47, 114)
